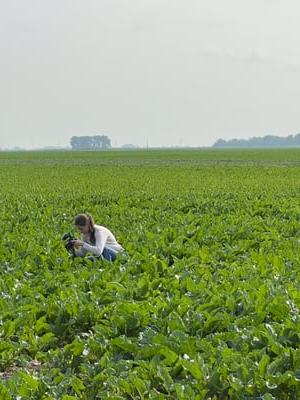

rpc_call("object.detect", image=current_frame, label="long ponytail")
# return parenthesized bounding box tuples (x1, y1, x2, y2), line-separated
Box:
(86, 213, 96, 244)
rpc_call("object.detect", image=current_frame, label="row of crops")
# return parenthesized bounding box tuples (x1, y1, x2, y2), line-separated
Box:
(0, 149, 300, 399)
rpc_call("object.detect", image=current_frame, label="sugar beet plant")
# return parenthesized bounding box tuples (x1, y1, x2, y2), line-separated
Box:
(0, 150, 300, 399)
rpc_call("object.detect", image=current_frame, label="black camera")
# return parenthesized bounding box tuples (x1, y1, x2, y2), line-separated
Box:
(61, 232, 77, 255)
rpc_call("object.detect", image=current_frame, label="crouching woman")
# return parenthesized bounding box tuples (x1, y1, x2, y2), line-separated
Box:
(72, 213, 124, 262)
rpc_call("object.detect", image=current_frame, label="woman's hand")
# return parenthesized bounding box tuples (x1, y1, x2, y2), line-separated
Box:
(72, 239, 84, 248)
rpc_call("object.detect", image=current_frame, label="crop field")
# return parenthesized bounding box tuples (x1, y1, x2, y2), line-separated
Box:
(1, 149, 300, 399)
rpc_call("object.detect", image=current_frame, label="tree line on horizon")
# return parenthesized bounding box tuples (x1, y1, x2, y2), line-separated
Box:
(70, 135, 111, 150)
(213, 133, 300, 148)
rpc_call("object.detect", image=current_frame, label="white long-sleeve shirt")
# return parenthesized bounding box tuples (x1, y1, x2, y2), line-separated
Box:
(74, 224, 124, 257)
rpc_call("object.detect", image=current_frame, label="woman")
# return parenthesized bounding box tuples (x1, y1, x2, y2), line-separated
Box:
(72, 213, 124, 261)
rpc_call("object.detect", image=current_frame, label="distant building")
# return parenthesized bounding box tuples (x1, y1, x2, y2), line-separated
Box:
(121, 144, 138, 149)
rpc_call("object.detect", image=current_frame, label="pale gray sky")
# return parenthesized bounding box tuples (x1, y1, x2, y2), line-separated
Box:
(1, 0, 300, 149)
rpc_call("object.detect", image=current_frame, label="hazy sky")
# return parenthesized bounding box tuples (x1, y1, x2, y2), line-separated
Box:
(1, 0, 300, 149)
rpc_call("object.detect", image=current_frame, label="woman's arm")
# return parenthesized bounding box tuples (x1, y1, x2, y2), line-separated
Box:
(81, 228, 108, 256)
(74, 245, 88, 257)
(72, 233, 88, 257)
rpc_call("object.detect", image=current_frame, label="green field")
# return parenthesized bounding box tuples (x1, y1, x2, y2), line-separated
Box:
(1, 149, 300, 399)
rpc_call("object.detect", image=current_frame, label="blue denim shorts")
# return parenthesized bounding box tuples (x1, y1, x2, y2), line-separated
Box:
(102, 247, 117, 262)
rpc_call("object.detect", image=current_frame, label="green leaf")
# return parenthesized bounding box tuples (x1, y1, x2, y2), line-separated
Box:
(0, 384, 12, 400)
(70, 376, 85, 395)
(258, 354, 270, 378)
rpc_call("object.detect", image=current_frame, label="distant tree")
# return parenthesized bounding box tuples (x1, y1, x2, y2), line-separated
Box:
(213, 139, 227, 148)
(70, 135, 111, 150)
(93, 135, 111, 149)
(293, 133, 300, 145)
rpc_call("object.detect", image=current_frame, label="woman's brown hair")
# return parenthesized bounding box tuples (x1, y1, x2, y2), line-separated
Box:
(74, 213, 96, 244)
